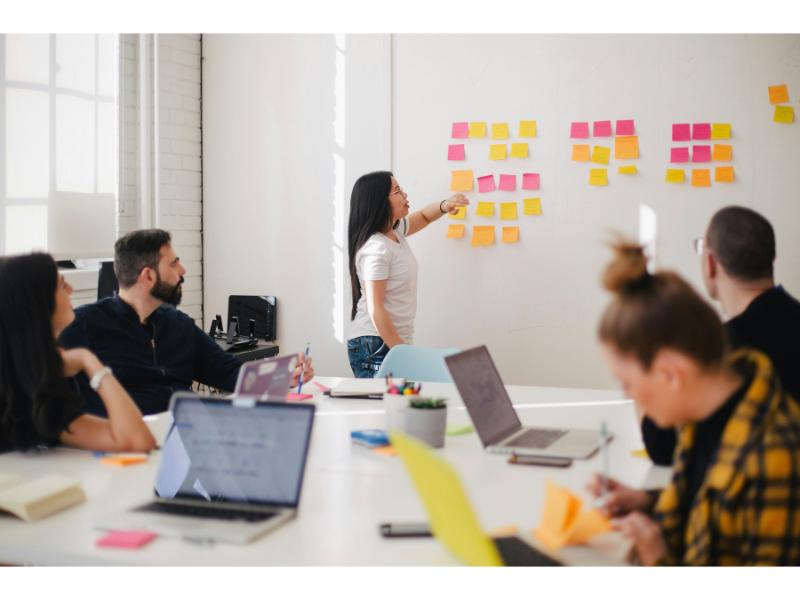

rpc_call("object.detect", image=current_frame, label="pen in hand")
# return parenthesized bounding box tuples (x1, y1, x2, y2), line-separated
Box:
(297, 342, 310, 394)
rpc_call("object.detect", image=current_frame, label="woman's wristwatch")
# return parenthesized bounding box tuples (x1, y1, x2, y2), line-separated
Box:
(89, 366, 113, 391)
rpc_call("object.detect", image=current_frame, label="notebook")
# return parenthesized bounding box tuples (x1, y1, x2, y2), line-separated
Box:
(0, 473, 86, 522)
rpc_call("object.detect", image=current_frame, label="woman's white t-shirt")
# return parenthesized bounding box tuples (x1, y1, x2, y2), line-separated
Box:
(348, 218, 418, 344)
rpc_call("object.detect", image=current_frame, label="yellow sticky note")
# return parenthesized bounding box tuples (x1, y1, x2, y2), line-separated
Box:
(501, 226, 519, 244)
(533, 481, 611, 550)
(476, 201, 495, 217)
(631, 448, 649, 459)
(523, 198, 542, 216)
(500, 202, 518, 220)
(715, 166, 735, 183)
(471, 226, 495, 247)
(447, 224, 465, 239)
(691, 169, 711, 187)
(469, 122, 487, 138)
(510, 143, 529, 158)
(450, 170, 474, 192)
(768, 84, 789, 105)
(614, 135, 639, 160)
(665, 169, 685, 183)
(589, 168, 608, 186)
(591, 145, 611, 165)
(711, 123, 732, 139)
(774, 105, 795, 124)
(489, 144, 507, 160)
(449, 206, 467, 220)
(100, 454, 148, 467)
(618, 165, 637, 174)
(572, 144, 590, 162)
(491, 122, 510, 140)
(712, 144, 733, 162)
(519, 120, 537, 138)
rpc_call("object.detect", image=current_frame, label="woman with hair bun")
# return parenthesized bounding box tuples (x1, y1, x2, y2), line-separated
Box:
(587, 240, 800, 566)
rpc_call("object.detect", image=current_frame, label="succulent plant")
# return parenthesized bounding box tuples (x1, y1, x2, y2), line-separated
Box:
(408, 397, 447, 409)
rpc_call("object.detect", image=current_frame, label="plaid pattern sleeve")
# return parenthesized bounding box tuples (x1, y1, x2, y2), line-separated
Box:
(653, 349, 800, 566)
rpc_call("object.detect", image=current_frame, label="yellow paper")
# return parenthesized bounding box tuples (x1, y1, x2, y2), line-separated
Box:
(446, 224, 466, 239)
(449, 206, 467, 219)
(372, 445, 398, 457)
(665, 168, 685, 183)
(476, 202, 495, 217)
(591, 145, 611, 165)
(774, 105, 795, 124)
(712, 144, 733, 162)
(572, 144, 590, 162)
(631, 448, 649, 459)
(469, 121, 487, 138)
(533, 480, 612, 550)
(614, 135, 639, 159)
(519, 120, 537, 138)
(768, 84, 789, 105)
(589, 168, 608, 186)
(489, 144, 507, 160)
(100, 455, 148, 467)
(501, 227, 519, 244)
(491, 122, 510, 140)
(711, 123, 732, 139)
(471, 226, 495, 247)
(523, 198, 542, 216)
(450, 170, 474, 192)
(618, 165, 637, 174)
(500, 202, 518, 220)
(510, 143, 529, 158)
(715, 166, 735, 183)
(691, 169, 711, 187)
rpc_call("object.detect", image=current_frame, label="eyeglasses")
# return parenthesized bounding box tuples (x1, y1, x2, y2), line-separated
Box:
(391, 187, 407, 198)
(693, 237, 705, 255)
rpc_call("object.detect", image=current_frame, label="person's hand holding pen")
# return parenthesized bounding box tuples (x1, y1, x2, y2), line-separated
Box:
(291, 351, 314, 389)
(585, 474, 654, 518)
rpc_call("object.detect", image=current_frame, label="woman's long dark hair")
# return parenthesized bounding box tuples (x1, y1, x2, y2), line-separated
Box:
(0, 253, 82, 450)
(348, 171, 394, 320)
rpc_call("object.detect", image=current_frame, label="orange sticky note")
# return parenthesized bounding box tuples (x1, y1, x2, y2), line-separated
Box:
(523, 198, 542, 215)
(691, 169, 711, 187)
(614, 135, 639, 160)
(450, 170, 474, 192)
(372, 446, 398, 457)
(100, 454, 148, 467)
(501, 227, 519, 244)
(471, 226, 495, 247)
(447, 224, 466, 239)
(533, 480, 612, 550)
(712, 144, 732, 162)
(519, 120, 537, 138)
(449, 206, 467, 219)
(665, 169, 685, 183)
(469, 122, 487, 138)
(572, 144, 590, 162)
(715, 166, 735, 183)
(768, 84, 789, 105)
(510, 143, 529, 158)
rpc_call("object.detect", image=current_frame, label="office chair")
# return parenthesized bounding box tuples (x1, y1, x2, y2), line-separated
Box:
(375, 345, 461, 383)
(97, 261, 119, 300)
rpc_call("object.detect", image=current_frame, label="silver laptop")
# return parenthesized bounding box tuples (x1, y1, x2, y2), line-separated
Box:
(96, 393, 315, 544)
(445, 346, 603, 459)
(233, 354, 297, 400)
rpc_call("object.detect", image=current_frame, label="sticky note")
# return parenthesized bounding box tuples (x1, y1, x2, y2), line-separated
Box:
(665, 169, 685, 183)
(715, 166, 735, 183)
(593, 120, 612, 137)
(447, 224, 466, 239)
(451, 122, 469, 138)
(510, 143, 529, 158)
(489, 144, 507, 160)
(97, 530, 157, 549)
(631, 448, 649, 459)
(774, 105, 795, 124)
(471, 226, 495, 247)
(570, 122, 590, 138)
(286, 392, 312, 401)
(618, 165, 637, 174)
(519, 120, 537, 137)
(498, 174, 516, 191)
(533, 481, 612, 550)
(477, 174, 496, 193)
(712, 144, 732, 162)
(100, 454, 148, 467)
(449, 206, 467, 219)
(492, 122, 510, 140)
(523, 198, 542, 215)
(670, 147, 690, 163)
(522, 173, 540, 190)
(615, 119, 635, 135)
(692, 123, 711, 140)
(614, 136, 639, 160)
(501, 227, 520, 243)
(672, 123, 691, 141)
(591, 145, 611, 165)
(589, 168, 608, 186)
(571, 144, 590, 162)
(711, 123, 732, 139)
(692, 145, 711, 163)
(447, 144, 465, 161)
(500, 202, 518, 220)
(372, 445, 398, 457)
(476, 202, 495, 217)
(691, 169, 711, 187)
(768, 84, 789, 105)
(450, 170, 474, 192)
(469, 122, 487, 138)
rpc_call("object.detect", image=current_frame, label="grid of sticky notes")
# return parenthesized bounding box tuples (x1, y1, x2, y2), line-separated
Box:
(449, 120, 542, 247)
(768, 84, 795, 125)
(570, 119, 639, 186)
(667, 122, 734, 186)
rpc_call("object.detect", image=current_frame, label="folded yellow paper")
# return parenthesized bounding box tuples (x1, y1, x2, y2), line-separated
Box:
(533, 480, 611, 549)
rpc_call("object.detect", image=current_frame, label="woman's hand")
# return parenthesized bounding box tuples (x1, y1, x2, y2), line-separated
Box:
(291, 353, 315, 388)
(585, 473, 654, 517)
(442, 194, 470, 214)
(613, 512, 667, 566)
(59, 347, 100, 377)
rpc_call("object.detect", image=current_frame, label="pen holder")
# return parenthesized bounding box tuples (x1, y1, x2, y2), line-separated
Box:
(404, 397, 448, 449)
(384, 392, 412, 433)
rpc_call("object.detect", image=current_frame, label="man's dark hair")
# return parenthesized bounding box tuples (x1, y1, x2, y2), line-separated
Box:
(706, 206, 775, 281)
(114, 229, 172, 288)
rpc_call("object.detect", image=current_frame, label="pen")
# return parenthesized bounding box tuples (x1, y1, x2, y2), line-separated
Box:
(297, 342, 310, 395)
(600, 420, 609, 504)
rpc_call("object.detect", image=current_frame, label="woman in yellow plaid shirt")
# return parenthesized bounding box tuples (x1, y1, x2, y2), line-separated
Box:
(589, 240, 800, 566)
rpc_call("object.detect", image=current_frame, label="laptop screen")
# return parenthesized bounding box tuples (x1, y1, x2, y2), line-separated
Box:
(445, 346, 522, 446)
(154, 395, 314, 508)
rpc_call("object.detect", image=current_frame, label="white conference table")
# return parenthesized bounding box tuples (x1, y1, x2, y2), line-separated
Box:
(0, 377, 670, 566)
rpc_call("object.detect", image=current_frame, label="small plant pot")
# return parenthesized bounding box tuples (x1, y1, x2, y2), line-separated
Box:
(405, 405, 447, 448)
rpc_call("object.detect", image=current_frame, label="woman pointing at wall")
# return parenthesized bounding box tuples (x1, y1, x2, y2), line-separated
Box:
(346, 171, 469, 378)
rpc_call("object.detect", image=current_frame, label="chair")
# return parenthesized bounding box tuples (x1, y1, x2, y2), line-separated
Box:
(375, 345, 461, 383)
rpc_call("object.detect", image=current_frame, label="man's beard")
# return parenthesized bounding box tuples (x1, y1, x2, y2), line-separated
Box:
(151, 273, 184, 306)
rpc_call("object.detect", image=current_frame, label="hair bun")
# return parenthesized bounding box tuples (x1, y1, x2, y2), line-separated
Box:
(602, 239, 649, 293)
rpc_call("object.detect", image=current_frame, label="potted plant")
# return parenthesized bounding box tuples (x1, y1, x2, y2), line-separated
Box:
(404, 397, 448, 448)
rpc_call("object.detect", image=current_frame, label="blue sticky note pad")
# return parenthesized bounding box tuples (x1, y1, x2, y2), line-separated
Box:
(351, 429, 390, 448)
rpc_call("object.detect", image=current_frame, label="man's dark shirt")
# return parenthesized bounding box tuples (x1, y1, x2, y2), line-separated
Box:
(642, 285, 800, 466)
(59, 296, 242, 416)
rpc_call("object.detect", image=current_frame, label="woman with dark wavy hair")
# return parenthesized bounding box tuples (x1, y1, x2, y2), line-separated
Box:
(0, 253, 155, 452)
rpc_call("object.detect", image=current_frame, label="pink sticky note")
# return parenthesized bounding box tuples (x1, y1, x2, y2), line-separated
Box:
(447, 144, 465, 161)
(287, 392, 313, 401)
(616, 119, 635, 135)
(451, 122, 469, 138)
(692, 123, 711, 140)
(477, 175, 496, 193)
(97, 530, 157, 549)
(498, 174, 516, 191)
(593, 120, 612, 137)
(670, 147, 690, 163)
(672, 123, 691, 141)
(570, 122, 590, 138)
(522, 173, 540, 191)
(692, 145, 711, 163)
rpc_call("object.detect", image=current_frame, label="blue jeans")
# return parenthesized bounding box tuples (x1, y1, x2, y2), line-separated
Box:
(347, 335, 389, 378)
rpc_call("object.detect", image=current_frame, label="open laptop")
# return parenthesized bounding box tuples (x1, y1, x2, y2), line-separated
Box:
(233, 354, 297, 400)
(445, 346, 603, 459)
(96, 393, 315, 544)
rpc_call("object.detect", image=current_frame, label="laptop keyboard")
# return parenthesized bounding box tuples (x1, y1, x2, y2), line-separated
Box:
(135, 501, 277, 523)
(493, 536, 562, 566)
(508, 428, 568, 449)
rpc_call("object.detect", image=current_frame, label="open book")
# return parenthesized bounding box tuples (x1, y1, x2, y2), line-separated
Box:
(0, 473, 86, 522)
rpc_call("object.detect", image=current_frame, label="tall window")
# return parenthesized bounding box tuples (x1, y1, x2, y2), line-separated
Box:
(1, 34, 118, 258)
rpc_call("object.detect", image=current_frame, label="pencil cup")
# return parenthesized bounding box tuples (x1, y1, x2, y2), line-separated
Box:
(384, 393, 410, 433)
(404, 398, 448, 449)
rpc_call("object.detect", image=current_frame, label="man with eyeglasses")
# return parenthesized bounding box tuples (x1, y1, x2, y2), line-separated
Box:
(641, 206, 800, 465)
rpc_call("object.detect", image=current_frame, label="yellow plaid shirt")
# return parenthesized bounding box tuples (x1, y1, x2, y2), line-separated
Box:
(653, 349, 800, 566)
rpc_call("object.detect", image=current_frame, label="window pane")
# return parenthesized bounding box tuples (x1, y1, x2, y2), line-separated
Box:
(55, 34, 95, 94)
(5, 34, 50, 85)
(96, 35, 118, 97)
(56, 94, 94, 193)
(97, 101, 117, 194)
(5, 205, 47, 254)
(5, 88, 50, 197)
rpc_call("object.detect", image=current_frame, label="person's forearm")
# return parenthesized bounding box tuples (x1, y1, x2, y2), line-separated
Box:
(369, 308, 405, 348)
(418, 200, 447, 224)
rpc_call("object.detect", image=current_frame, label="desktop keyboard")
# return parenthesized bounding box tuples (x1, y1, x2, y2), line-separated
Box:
(508, 428, 568, 449)
(493, 536, 562, 566)
(135, 501, 277, 523)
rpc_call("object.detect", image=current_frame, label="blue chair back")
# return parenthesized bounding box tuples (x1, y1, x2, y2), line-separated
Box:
(375, 345, 461, 383)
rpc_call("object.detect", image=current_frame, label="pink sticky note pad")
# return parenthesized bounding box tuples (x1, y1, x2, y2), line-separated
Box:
(498, 174, 516, 191)
(692, 145, 711, 163)
(286, 392, 313, 401)
(672, 123, 691, 141)
(97, 530, 156, 549)
(570, 122, 590, 138)
(451, 122, 469, 138)
(522, 173, 540, 190)
(593, 120, 612, 137)
(692, 123, 711, 140)
(477, 175, 496, 193)
(447, 144, 465, 161)
(670, 147, 690, 163)
(616, 119, 635, 135)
